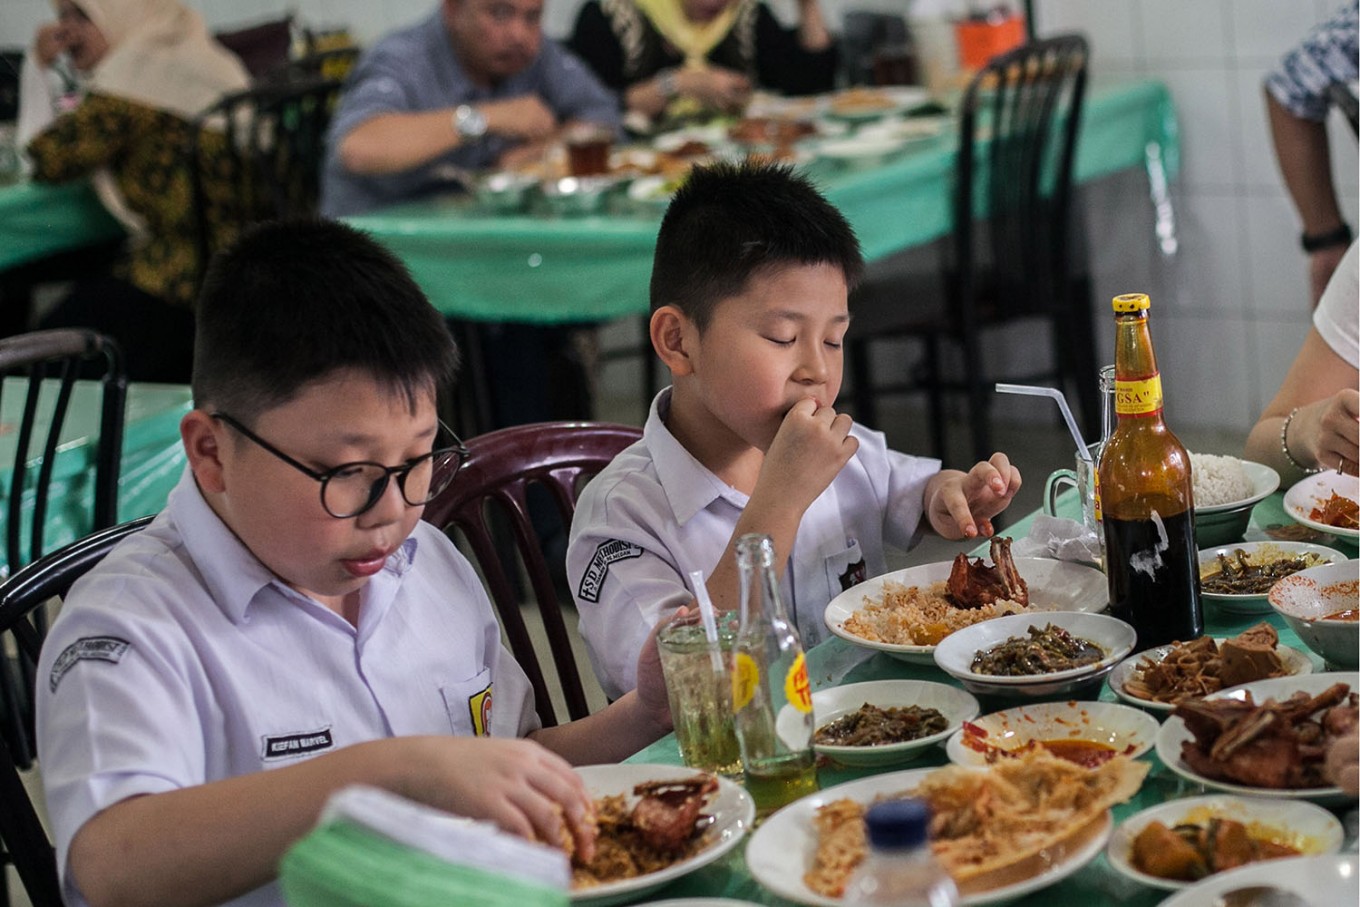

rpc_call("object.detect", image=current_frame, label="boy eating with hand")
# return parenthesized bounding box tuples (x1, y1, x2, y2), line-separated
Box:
(37, 220, 673, 907)
(567, 161, 1022, 700)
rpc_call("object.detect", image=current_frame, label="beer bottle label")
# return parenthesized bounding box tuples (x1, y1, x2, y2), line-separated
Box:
(732, 652, 758, 711)
(784, 652, 812, 713)
(1115, 374, 1163, 416)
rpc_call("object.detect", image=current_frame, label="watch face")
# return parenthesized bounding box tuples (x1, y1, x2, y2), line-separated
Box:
(456, 105, 487, 139)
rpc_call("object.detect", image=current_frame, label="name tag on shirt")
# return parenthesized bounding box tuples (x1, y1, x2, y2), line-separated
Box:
(261, 727, 335, 761)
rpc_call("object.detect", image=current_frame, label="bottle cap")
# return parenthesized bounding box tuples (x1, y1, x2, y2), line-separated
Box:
(1111, 293, 1150, 312)
(864, 798, 930, 850)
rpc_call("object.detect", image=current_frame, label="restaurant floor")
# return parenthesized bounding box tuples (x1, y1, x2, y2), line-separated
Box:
(4, 391, 1241, 906)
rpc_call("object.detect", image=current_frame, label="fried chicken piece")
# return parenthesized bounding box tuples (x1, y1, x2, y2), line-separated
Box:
(629, 776, 717, 854)
(946, 537, 1029, 609)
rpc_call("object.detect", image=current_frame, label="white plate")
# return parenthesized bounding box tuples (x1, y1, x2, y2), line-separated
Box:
(855, 115, 947, 144)
(572, 764, 755, 906)
(802, 680, 979, 767)
(824, 557, 1108, 664)
(1197, 541, 1346, 613)
(1283, 471, 1360, 540)
(1154, 671, 1358, 806)
(1106, 794, 1345, 891)
(814, 136, 907, 166)
(1108, 637, 1315, 714)
(933, 611, 1135, 687)
(944, 700, 1159, 768)
(1160, 852, 1358, 907)
(1194, 459, 1280, 514)
(744, 768, 1111, 906)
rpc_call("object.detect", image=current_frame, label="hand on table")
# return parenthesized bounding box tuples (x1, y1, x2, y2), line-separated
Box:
(403, 735, 597, 861)
(754, 397, 858, 514)
(481, 96, 558, 141)
(926, 453, 1022, 540)
(1295, 389, 1360, 474)
(677, 66, 752, 114)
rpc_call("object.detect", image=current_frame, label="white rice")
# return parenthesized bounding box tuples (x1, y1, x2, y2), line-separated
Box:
(1191, 452, 1253, 507)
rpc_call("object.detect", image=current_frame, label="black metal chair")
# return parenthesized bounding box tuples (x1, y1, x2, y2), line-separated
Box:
(847, 34, 1095, 463)
(188, 76, 344, 287)
(0, 515, 152, 907)
(420, 422, 641, 727)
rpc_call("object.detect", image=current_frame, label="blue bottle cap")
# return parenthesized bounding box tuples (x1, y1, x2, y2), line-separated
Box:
(864, 798, 930, 850)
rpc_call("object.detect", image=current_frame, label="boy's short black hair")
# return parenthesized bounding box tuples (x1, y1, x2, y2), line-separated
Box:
(192, 219, 458, 421)
(650, 160, 863, 328)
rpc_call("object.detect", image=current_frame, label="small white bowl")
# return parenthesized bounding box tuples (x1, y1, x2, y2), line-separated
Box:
(1108, 638, 1314, 714)
(944, 700, 1158, 768)
(1192, 458, 1280, 548)
(933, 612, 1136, 699)
(804, 680, 979, 768)
(814, 136, 906, 167)
(1197, 541, 1345, 614)
(1106, 794, 1345, 891)
(1268, 560, 1359, 669)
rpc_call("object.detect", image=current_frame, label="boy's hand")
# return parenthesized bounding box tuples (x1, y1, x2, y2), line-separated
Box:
(926, 453, 1022, 540)
(755, 398, 858, 512)
(406, 736, 598, 862)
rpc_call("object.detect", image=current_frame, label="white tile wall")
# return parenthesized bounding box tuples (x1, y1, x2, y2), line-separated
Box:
(3, 0, 1356, 432)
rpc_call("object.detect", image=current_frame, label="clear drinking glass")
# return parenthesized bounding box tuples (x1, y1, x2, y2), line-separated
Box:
(657, 611, 742, 777)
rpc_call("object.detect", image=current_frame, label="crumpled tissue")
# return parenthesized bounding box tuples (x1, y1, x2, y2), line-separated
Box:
(1010, 514, 1103, 566)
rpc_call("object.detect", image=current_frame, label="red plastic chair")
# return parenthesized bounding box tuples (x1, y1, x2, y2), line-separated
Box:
(421, 421, 642, 727)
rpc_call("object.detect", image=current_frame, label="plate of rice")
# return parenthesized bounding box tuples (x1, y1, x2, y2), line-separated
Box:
(1190, 453, 1280, 548)
(823, 557, 1108, 664)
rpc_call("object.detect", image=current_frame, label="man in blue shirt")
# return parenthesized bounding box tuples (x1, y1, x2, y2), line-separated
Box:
(321, 0, 620, 216)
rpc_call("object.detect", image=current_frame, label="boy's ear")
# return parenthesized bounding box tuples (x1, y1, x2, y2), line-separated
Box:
(650, 305, 694, 377)
(181, 410, 228, 493)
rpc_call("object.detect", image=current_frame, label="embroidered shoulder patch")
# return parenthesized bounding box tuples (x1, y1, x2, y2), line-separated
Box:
(49, 636, 131, 692)
(577, 539, 644, 602)
(261, 728, 335, 761)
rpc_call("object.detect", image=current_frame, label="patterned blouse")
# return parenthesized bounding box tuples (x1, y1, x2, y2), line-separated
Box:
(26, 93, 234, 308)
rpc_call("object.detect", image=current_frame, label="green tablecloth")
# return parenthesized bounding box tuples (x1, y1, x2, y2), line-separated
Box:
(0, 380, 190, 575)
(625, 493, 1357, 905)
(0, 180, 123, 272)
(344, 78, 1177, 323)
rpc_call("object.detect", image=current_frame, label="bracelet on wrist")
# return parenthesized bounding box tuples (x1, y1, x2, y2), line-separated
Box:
(1300, 222, 1352, 253)
(1280, 407, 1322, 474)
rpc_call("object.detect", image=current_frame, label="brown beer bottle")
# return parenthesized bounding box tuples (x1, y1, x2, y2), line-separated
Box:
(1096, 293, 1202, 650)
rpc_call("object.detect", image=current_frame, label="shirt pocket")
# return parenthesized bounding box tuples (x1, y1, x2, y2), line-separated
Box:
(823, 537, 867, 595)
(438, 668, 495, 737)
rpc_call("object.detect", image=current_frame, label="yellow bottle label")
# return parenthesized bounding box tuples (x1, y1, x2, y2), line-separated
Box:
(784, 652, 812, 713)
(1114, 374, 1163, 416)
(732, 652, 758, 711)
(1093, 470, 1102, 522)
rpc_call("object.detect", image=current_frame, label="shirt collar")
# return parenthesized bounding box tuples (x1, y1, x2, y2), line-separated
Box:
(644, 388, 749, 525)
(168, 468, 420, 625)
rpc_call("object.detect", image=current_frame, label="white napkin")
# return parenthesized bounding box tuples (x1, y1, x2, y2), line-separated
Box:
(1011, 515, 1103, 566)
(318, 785, 571, 889)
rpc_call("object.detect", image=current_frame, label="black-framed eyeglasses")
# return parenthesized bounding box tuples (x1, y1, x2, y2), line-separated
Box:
(212, 411, 469, 519)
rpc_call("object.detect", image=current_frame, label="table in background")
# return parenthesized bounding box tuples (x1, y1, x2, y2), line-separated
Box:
(0, 379, 189, 576)
(0, 180, 124, 335)
(625, 493, 1357, 906)
(344, 79, 1177, 325)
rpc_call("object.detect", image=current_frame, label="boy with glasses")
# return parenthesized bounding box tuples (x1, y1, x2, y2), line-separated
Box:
(36, 219, 673, 907)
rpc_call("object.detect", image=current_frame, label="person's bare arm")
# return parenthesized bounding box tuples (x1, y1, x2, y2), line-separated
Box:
(1265, 89, 1348, 304)
(794, 0, 832, 52)
(68, 736, 595, 907)
(337, 97, 557, 175)
(1245, 326, 1360, 478)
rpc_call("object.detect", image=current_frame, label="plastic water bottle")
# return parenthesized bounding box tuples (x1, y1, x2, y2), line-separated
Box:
(845, 799, 959, 907)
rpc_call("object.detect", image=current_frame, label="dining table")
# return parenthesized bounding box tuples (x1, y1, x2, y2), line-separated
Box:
(621, 491, 1359, 906)
(0, 378, 190, 576)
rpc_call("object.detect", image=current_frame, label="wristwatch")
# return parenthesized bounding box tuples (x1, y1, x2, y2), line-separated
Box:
(1300, 222, 1352, 252)
(452, 104, 488, 141)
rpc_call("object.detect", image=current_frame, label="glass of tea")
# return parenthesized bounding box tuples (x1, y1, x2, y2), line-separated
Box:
(564, 124, 613, 178)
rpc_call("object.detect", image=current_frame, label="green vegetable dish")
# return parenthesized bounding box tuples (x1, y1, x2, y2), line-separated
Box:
(970, 623, 1105, 676)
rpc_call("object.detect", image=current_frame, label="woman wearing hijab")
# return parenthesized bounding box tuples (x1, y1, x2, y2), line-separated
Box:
(568, 0, 836, 129)
(19, 0, 249, 382)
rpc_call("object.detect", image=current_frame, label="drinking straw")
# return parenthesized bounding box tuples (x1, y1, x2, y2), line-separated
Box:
(995, 383, 1092, 462)
(687, 570, 726, 673)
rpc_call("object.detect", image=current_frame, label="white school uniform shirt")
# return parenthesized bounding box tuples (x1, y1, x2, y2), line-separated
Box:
(568, 389, 941, 701)
(36, 469, 537, 907)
